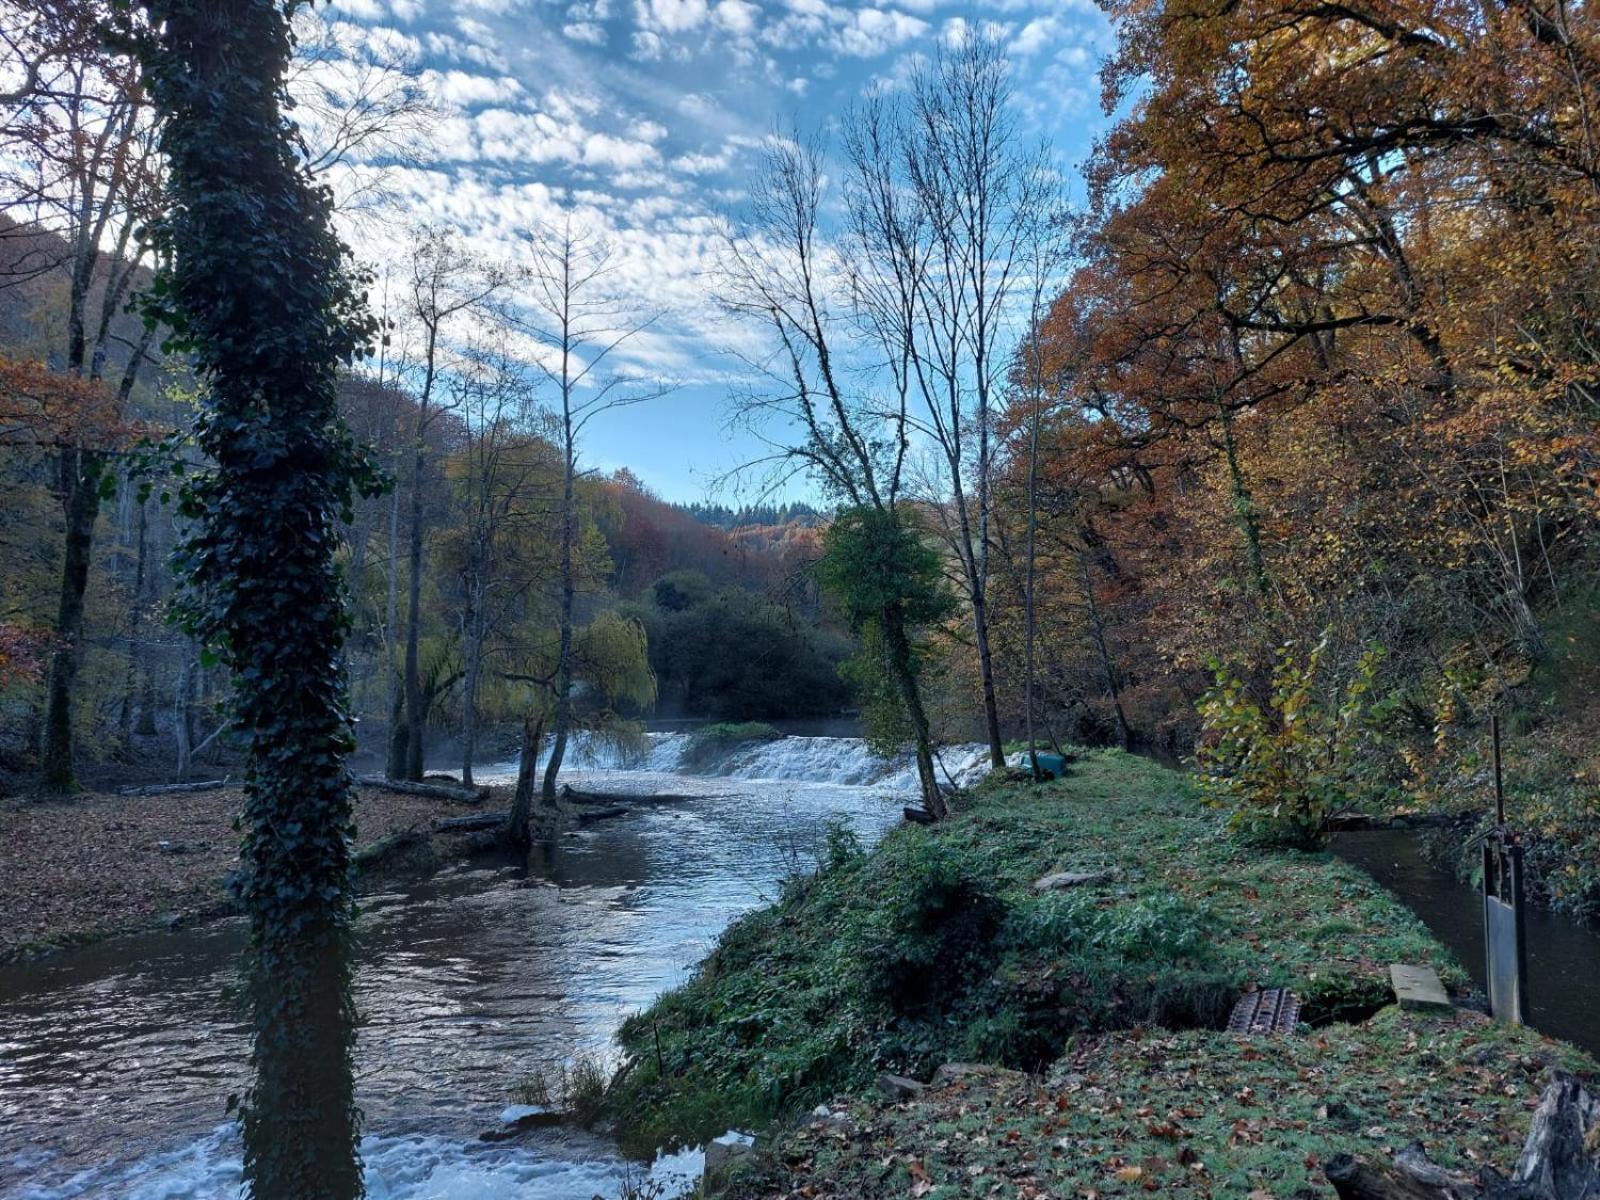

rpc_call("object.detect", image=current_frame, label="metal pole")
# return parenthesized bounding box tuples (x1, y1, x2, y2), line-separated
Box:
(1492, 713, 1505, 827)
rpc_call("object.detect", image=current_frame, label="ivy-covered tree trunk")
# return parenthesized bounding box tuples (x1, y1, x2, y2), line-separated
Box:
(138, 2, 380, 1196)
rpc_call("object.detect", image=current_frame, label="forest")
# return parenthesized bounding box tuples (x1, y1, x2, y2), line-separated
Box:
(2, 0, 1600, 1198)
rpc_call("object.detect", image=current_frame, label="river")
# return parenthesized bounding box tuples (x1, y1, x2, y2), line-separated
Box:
(0, 736, 994, 1200)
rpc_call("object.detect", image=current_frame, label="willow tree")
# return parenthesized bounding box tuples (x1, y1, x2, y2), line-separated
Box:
(137, 1, 379, 1195)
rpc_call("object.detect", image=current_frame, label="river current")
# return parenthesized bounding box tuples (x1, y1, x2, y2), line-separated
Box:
(0, 736, 995, 1200)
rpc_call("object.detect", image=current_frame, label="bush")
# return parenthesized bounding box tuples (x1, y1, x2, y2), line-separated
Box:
(1197, 636, 1397, 848)
(682, 721, 783, 770)
(851, 833, 1005, 1016)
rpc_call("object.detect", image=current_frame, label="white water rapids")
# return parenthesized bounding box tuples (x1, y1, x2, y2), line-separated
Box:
(2, 735, 1001, 1200)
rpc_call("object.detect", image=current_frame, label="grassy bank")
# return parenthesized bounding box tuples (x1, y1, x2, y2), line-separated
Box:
(607, 751, 1491, 1160)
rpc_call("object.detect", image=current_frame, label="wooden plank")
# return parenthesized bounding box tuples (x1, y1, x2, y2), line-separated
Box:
(1389, 963, 1452, 1011)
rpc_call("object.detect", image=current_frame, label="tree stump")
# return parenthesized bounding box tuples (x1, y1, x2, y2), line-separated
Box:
(1325, 1073, 1600, 1199)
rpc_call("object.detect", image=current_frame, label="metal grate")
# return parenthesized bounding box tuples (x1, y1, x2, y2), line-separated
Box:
(1227, 987, 1302, 1034)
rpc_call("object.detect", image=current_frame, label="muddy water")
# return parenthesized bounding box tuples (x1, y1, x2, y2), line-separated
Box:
(0, 764, 907, 1199)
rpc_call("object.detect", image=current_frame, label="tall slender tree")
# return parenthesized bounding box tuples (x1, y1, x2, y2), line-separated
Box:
(520, 217, 666, 809)
(137, 1, 381, 1194)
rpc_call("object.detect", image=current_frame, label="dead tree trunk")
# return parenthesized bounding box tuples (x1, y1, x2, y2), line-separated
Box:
(1325, 1073, 1600, 1200)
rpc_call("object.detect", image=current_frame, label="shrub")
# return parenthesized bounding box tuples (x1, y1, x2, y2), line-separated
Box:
(851, 833, 1005, 1016)
(1197, 636, 1397, 848)
(682, 721, 783, 770)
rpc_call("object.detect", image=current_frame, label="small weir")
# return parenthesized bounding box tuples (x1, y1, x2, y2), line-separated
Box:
(1333, 828, 1600, 1057)
(0, 738, 990, 1199)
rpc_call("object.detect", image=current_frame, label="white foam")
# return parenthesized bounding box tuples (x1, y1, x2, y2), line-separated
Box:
(495, 732, 1007, 792)
(15, 1127, 702, 1200)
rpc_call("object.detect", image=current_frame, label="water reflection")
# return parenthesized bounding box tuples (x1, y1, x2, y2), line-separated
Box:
(0, 771, 902, 1196)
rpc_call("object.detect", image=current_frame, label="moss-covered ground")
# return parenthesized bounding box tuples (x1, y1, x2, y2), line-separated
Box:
(606, 749, 1548, 1172)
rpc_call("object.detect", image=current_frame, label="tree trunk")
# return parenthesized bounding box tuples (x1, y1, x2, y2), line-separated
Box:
(882, 608, 945, 820)
(971, 586, 1006, 768)
(461, 574, 485, 788)
(540, 422, 577, 808)
(1221, 408, 1270, 601)
(174, 655, 193, 782)
(117, 498, 150, 754)
(508, 712, 546, 849)
(403, 435, 426, 781)
(1079, 551, 1133, 750)
(40, 447, 102, 793)
(1325, 1073, 1600, 1200)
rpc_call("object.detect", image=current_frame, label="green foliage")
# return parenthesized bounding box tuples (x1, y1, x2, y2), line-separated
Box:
(606, 752, 1458, 1155)
(814, 506, 951, 632)
(134, 2, 381, 1194)
(815, 507, 951, 761)
(635, 576, 853, 720)
(681, 721, 783, 769)
(1196, 637, 1398, 848)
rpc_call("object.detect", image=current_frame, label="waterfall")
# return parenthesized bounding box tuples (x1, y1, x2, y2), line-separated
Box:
(517, 732, 1004, 791)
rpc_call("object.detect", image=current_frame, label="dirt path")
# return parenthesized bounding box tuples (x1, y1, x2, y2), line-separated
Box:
(0, 783, 493, 960)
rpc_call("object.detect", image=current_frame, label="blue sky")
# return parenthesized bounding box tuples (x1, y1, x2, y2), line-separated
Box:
(309, 0, 1115, 504)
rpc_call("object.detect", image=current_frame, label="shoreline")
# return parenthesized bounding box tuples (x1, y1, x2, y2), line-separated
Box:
(600, 750, 1600, 1198)
(0, 781, 543, 964)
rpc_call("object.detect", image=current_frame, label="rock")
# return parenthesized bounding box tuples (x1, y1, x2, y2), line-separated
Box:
(478, 1104, 564, 1141)
(1032, 869, 1115, 891)
(932, 1062, 1027, 1088)
(803, 1104, 854, 1133)
(703, 1131, 758, 1183)
(877, 1073, 927, 1101)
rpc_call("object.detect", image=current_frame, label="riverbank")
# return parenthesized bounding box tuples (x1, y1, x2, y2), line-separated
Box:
(604, 750, 1599, 1196)
(0, 781, 501, 961)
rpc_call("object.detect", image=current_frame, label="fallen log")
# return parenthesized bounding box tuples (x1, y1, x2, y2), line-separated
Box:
(357, 775, 487, 805)
(1325, 1073, 1600, 1199)
(903, 805, 937, 825)
(574, 805, 629, 824)
(433, 810, 509, 833)
(118, 779, 230, 797)
(559, 784, 688, 805)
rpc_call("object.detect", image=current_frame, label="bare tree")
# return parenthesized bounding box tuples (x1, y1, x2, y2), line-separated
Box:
(842, 34, 1061, 767)
(719, 133, 948, 817)
(287, 7, 438, 222)
(392, 226, 509, 780)
(518, 216, 669, 811)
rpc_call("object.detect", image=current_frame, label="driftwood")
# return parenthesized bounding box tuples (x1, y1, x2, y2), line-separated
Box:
(574, 805, 629, 824)
(357, 775, 486, 805)
(118, 779, 230, 797)
(434, 810, 509, 833)
(1326, 1073, 1600, 1200)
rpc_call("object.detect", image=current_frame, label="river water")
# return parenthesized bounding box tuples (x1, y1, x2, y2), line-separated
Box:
(0, 736, 994, 1200)
(1332, 828, 1600, 1058)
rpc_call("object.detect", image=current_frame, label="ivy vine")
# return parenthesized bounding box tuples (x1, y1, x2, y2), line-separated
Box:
(130, 1, 383, 1195)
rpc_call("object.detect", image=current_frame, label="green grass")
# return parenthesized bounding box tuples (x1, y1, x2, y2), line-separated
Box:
(606, 750, 1463, 1156)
